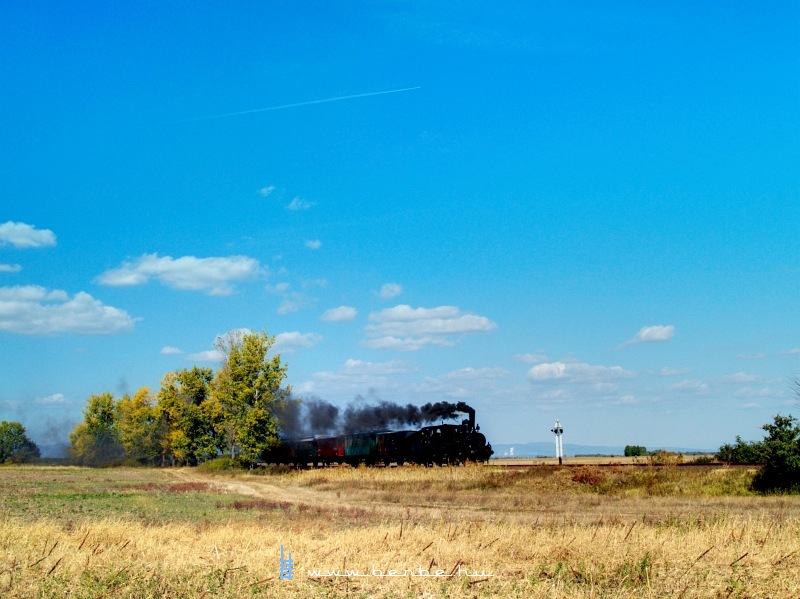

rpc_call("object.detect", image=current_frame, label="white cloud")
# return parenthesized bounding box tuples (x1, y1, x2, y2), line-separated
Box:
(305, 239, 322, 250)
(268, 282, 291, 294)
(370, 305, 495, 332)
(303, 278, 328, 289)
(0, 263, 22, 273)
(723, 372, 763, 383)
(97, 253, 262, 296)
(340, 359, 415, 376)
(442, 366, 508, 380)
(527, 362, 567, 380)
(187, 349, 224, 363)
(378, 283, 403, 300)
(279, 295, 312, 314)
(160, 346, 183, 355)
(669, 379, 711, 395)
(287, 197, 314, 211)
(34, 393, 68, 405)
(363, 335, 454, 351)
(274, 331, 322, 352)
(322, 305, 358, 322)
(734, 387, 776, 398)
(267, 283, 315, 315)
(660, 366, 691, 376)
(782, 348, 800, 355)
(301, 358, 417, 397)
(0, 285, 135, 335)
(737, 352, 767, 360)
(259, 185, 276, 197)
(622, 325, 675, 347)
(0, 221, 56, 248)
(371, 305, 454, 323)
(364, 304, 497, 351)
(527, 360, 634, 383)
(414, 367, 511, 400)
(294, 380, 316, 394)
(515, 353, 549, 364)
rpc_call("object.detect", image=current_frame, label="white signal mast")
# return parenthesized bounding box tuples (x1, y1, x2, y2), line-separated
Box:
(551, 419, 564, 465)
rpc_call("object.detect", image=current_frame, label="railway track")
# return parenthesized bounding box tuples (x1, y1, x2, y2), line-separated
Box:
(487, 457, 754, 468)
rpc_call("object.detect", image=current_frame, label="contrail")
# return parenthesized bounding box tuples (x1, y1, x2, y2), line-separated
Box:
(180, 86, 421, 123)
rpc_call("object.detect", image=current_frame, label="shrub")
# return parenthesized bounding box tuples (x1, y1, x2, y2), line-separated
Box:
(572, 466, 606, 487)
(198, 456, 243, 471)
(751, 414, 800, 494)
(716, 436, 766, 464)
(647, 450, 683, 466)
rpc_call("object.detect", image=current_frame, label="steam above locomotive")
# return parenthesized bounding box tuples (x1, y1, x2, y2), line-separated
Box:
(264, 399, 493, 467)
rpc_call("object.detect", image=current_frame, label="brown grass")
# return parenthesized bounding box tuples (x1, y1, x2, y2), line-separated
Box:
(0, 463, 798, 597)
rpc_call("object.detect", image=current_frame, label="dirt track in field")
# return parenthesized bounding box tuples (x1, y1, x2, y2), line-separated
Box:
(166, 468, 318, 504)
(163, 465, 800, 527)
(165, 467, 522, 524)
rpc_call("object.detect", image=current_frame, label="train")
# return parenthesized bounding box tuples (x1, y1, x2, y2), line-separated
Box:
(261, 407, 493, 467)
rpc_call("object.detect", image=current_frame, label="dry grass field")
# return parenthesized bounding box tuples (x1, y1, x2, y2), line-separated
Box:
(1, 463, 798, 598)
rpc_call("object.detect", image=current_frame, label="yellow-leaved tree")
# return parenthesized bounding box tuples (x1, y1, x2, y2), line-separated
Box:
(68, 392, 124, 466)
(208, 330, 289, 464)
(117, 387, 160, 465)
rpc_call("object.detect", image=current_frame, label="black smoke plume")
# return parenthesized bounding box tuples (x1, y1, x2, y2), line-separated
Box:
(275, 393, 475, 437)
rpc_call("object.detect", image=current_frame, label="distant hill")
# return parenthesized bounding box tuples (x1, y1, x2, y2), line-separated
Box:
(491, 442, 713, 458)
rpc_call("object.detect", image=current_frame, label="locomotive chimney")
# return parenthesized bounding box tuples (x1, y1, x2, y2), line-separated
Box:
(460, 405, 475, 431)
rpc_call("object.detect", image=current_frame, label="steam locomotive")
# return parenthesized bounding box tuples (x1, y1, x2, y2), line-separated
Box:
(261, 407, 493, 467)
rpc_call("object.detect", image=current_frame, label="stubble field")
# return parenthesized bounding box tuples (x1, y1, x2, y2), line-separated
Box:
(0, 462, 798, 598)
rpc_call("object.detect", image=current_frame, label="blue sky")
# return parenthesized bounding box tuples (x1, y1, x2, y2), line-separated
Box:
(1, 1, 798, 453)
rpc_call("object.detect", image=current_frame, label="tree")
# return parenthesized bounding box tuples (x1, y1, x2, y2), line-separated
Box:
(716, 436, 766, 464)
(0, 421, 40, 463)
(751, 414, 800, 493)
(624, 445, 648, 457)
(117, 387, 161, 464)
(156, 367, 218, 465)
(209, 331, 289, 464)
(68, 392, 124, 466)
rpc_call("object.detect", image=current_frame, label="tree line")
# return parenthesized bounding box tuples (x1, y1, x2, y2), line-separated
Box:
(68, 330, 293, 467)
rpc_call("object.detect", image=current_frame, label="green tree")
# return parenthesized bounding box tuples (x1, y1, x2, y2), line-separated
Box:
(751, 414, 800, 493)
(716, 436, 766, 464)
(0, 421, 40, 463)
(117, 387, 161, 464)
(209, 330, 289, 464)
(624, 445, 648, 457)
(156, 367, 218, 465)
(68, 392, 124, 466)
